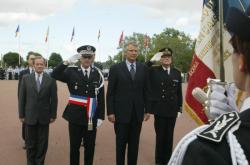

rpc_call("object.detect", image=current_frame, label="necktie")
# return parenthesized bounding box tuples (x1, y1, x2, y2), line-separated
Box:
(130, 64, 135, 80)
(36, 74, 41, 92)
(84, 70, 88, 79)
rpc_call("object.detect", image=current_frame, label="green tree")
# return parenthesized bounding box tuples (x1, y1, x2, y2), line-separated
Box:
(102, 56, 115, 69)
(3, 52, 24, 67)
(115, 33, 152, 63)
(111, 28, 194, 72)
(150, 28, 195, 72)
(48, 52, 63, 67)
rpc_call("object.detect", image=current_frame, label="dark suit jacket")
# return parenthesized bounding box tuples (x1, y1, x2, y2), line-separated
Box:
(148, 65, 182, 117)
(18, 72, 58, 125)
(51, 63, 105, 126)
(182, 109, 250, 165)
(18, 68, 30, 97)
(107, 61, 149, 123)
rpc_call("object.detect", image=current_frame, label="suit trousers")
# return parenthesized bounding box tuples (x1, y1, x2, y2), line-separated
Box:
(154, 115, 176, 165)
(25, 123, 49, 165)
(68, 122, 96, 165)
(114, 110, 142, 165)
(22, 123, 26, 141)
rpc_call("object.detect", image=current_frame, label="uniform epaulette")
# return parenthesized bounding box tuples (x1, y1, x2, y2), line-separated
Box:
(197, 111, 240, 143)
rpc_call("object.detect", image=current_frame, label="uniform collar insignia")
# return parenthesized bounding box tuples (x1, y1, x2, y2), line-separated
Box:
(197, 111, 240, 143)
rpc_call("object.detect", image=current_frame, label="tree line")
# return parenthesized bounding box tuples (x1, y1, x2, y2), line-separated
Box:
(1, 28, 195, 72)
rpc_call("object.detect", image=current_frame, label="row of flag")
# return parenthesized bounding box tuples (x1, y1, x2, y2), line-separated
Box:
(15, 25, 150, 48)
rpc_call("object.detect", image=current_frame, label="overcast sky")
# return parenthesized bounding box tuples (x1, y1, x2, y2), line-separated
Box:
(0, 0, 203, 62)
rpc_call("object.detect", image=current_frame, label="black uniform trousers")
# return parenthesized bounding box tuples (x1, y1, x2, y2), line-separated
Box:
(114, 107, 142, 165)
(154, 115, 176, 165)
(25, 123, 49, 165)
(22, 123, 26, 141)
(69, 122, 96, 165)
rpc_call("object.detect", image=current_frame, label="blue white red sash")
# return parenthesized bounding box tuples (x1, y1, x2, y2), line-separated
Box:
(68, 94, 97, 122)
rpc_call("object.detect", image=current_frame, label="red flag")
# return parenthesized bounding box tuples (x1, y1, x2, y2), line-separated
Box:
(45, 26, 49, 43)
(118, 31, 124, 47)
(184, 0, 234, 124)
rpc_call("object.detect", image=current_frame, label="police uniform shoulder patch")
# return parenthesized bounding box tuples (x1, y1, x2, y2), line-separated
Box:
(197, 111, 240, 143)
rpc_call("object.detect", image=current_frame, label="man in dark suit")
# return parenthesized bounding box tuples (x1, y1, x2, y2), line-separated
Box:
(107, 41, 150, 165)
(19, 56, 58, 165)
(18, 51, 36, 149)
(147, 48, 182, 165)
(51, 45, 105, 165)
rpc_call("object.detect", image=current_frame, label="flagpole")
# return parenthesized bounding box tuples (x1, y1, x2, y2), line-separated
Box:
(219, 0, 225, 82)
(47, 40, 49, 68)
(45, 26, 49, 68)
(1, 54, 3, 68)
(122, 43, 124, 62)
(18, 33, 21, 66)
(98, 29, 101, 62)
(238, 0, 246, 12)
(98, 41, 101, 62)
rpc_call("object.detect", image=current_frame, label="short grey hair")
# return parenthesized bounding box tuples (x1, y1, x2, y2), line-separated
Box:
(124, 41, 138, 52)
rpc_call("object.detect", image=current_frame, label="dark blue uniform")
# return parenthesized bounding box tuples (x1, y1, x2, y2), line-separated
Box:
(51, 63, 104, 165)
(147, 63, 182, 165)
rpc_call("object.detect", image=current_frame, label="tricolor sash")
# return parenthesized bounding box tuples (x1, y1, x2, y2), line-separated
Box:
(68, 94, 97, 123)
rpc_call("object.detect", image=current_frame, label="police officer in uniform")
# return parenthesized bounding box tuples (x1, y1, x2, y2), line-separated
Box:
(168, 6, 250, 165)
(147, 48, 182, 165)
(51, 45, 105, 165)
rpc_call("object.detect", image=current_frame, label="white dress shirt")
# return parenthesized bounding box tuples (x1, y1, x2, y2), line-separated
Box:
(35, 72, 43, 84)
(81, 66, 91, 78)
(162, 66, 170, 75)
(29, 67, 34, 74)
(126, 60, 136, 72)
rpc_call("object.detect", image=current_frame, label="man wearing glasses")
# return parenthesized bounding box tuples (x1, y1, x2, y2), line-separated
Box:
(51, 45, 105, 165)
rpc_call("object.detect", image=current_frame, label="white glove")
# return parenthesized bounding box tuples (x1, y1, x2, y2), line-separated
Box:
(206, 83, 237, 120)
(177, 112, 182, 118)
(226, 83, 238, 111)
(97, 119, 103, 127)
(68, 54, 81, 64)
(150, 52, 162, 62)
